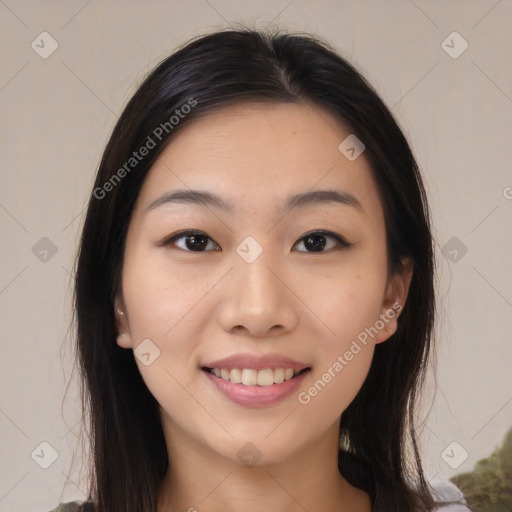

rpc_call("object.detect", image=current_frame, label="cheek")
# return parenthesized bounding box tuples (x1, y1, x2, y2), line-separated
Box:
(120, 259, 209, 417)
(122, 249, 215, 342)
(298, 344, 374, 426)
(122, 260, 206, 425)
(309, 265, 387, 349)
(299, 255, 386, 413)
(296, 282, 378, 425)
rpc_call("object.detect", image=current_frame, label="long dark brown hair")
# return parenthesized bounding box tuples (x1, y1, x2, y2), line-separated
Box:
(73, 27, 449, 511)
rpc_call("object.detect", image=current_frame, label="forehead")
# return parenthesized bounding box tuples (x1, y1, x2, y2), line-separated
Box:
(160, 100, 353, 165)
(135, 101, 381, 216)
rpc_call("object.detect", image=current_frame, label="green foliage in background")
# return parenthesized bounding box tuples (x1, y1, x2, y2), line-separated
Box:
(450, 427, 512, 512)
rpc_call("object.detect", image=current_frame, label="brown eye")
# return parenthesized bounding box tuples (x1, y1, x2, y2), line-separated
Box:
(163, 231, 221, 252)
(294, 231, 351, 253)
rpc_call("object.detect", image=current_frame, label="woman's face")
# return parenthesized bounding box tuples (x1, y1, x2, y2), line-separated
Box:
(116, 101, 411, 466)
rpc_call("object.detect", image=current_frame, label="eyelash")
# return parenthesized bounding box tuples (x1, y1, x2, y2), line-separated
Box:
(161, 229, 352, 253)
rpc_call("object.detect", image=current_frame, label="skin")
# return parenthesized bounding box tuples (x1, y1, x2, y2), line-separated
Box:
(115, 101, 412, 512)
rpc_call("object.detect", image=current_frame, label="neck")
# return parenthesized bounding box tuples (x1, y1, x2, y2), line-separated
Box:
(157, 416, 370, 512)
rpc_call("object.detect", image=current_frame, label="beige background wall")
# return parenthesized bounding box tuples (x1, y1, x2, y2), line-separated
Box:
(1, 1, 511, 510)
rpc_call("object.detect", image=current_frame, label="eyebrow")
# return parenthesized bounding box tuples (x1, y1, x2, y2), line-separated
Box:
(145, 188, 363, 214)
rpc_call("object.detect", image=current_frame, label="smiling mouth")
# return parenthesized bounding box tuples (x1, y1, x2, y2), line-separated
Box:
(202, 367, 311, 386)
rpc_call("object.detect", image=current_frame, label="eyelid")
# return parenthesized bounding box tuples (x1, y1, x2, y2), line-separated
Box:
(159, 229, 219, 248)
(293, 230, 352, 251)
(159, 229, 352, 252)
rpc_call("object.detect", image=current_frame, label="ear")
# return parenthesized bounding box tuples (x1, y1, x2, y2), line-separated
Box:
(114, 297, 134, 349)
(374, 258, 413, 344)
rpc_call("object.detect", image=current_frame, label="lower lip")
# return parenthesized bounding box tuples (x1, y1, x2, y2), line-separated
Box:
(203, 369, 310, 407)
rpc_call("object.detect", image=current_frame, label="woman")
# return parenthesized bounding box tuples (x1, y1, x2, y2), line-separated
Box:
(51, 28, 471, 511)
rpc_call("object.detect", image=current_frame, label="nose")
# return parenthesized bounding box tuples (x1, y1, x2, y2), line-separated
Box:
(216, 251, 299, 338)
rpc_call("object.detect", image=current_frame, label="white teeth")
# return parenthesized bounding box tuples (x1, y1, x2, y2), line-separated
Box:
(241, 369, 258, 386)
(273, 368, 285, 383)
(284, 368, 294, 380)
(257, 368, 274, 387)
(209, 367, 305, 386)
(229, 368, 242, 384)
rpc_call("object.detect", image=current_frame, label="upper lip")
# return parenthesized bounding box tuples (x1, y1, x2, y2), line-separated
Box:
(202, 353, 310, 372)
